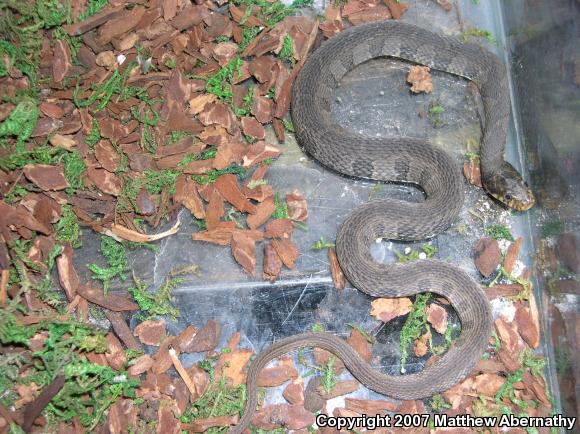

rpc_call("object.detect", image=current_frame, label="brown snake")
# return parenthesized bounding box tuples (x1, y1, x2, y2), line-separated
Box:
(231, 21, 534, 432)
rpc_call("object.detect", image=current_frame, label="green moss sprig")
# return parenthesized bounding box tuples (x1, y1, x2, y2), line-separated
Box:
(0, 98, 40, 148)
(128, 275, 180, 321)
(88, 236, 129, 294)
(191, 165, 246, 185)
(54, 204, 81, 248)
(272, 192, 289, 219)
(312, 236, 335, 251)
(485, 224, 514, 241)
(399, 293, 431, 370)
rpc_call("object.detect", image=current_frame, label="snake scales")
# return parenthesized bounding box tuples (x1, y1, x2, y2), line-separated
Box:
(231, 21, 534, 432)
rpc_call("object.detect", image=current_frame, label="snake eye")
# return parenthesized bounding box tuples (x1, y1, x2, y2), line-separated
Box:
(504, 193, 513, 201)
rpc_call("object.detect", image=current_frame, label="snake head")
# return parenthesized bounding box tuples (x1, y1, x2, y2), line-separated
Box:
(483, 162, 535, 211)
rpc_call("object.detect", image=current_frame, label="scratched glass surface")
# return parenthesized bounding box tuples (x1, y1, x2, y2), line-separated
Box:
(72, 0, 579, 413)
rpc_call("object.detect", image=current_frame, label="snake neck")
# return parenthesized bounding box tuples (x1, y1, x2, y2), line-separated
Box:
(480, 158, 504, 181)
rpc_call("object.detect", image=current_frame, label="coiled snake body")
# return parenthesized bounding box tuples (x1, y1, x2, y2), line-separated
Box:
(231, 21, 534, 433)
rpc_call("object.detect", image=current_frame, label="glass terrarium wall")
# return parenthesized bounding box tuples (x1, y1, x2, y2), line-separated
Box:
(501, 0, 580, 421)
(125, 0, 580, 409)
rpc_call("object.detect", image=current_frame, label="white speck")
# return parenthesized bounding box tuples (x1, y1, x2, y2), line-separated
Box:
(544, 237, 556, 247)
(325, 396, 346, 415)
(379, 90, 385, 96)
(112, 374, 127, 383)
(336, 96, 342, 103)
(404, 247, 411, 254)
(137, 56, 152, 73)
(375, 238, 382, 244)
(498, 239, 511, 252)
(299, 157, 306, 162)
(419, 252, 427, 259)
(512, 260, 525, 278)
(490, 298, 516, 322)
(117, 54, 126, 65)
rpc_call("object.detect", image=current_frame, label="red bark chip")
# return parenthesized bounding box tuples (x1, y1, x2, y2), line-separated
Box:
(249, 56, 276, 83)
(271, 238, 299, 269)
(474, 237, 501, 277)
(328, 247, 346, 290)
(39, 102, 64, 119)
(49, 134, 77, 150)
(385, 0, 409, 19)
(213, 142, 247, 170)
(23, 164, 69, 191)
(407, 65, 433, 93)
(504, 237, 523, 274)
(77, 285, 139, 311)
(53, 40, 72, 83)
(252, 404, 315, 430)
(86, 167, 122, 196)
(515, 303, 540, 348)
(426, 303, 448, 334)
(198, 102, 237, 133)
(263, 242, 283, 282)
(180, 320, 221, 353)
(348, 6, 392, 25)
(286, 190, 308, 221)
(241, 117, 266, 140)
(183, 415, 239, 432)
(264, 218, 294, 238)
(191, 228, 264, 246)
(135, 190, 156, 216)
(174, 176, 205, 219)
(231, 231, 257, 276)
(251, 95, 274, 124)
(283, 378, 304, 405)
(345, 398, 399, 415)
(343, 0, 370, 17)
(318, 380, 359, 399)
(463, 160, 482, 187)
(242, 142, 282, 167)
(245, 184, 273, 202)
(133, 319, 167, 347)
(96, 6, 146, 45)
(247, 197, 276, 230)
(257, 364, 298, 387)
(347, 328, 371, 361)
(56, 244, 79, 300)
(94, 140, 121, 172)
(213, 42, 239, 66)
(215, 174, 257, 214)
